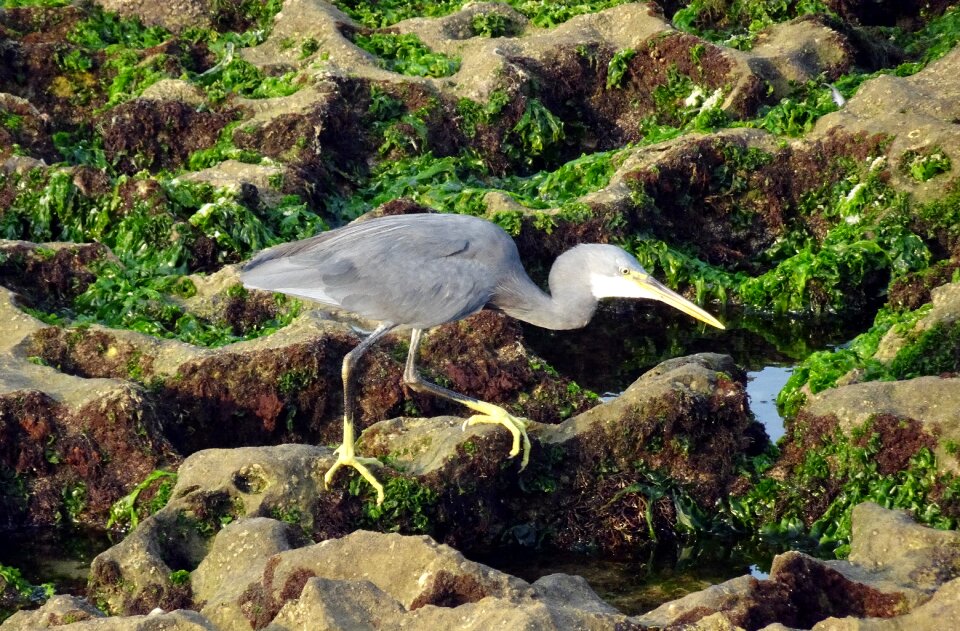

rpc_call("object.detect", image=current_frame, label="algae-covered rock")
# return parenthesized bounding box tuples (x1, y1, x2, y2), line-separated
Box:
(98, 521, 637, 630)
(83, 352, 757, 615)
(24, 502, 960, 630)
(802, 378, 960, 474)
(635, 502, 960, 630)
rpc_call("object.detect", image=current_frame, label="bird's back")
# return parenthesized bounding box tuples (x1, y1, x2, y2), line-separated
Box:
(241, 213, 522, 329)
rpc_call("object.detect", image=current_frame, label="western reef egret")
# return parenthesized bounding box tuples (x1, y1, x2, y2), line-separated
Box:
(241, 213, 725, 504)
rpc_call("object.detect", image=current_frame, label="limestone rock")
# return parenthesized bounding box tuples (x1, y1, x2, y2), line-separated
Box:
(83, 352, 756, 614)
(802, 377, 960, 474)
(92, 520, 638, 630)
(811, 577, 960, 630)
(179, 160, 285, 206)
(139, 79, 207, 107)
(95, 0, 215, 32)
(848, 502, 960, 595)
(739, 18, 853, 99)
(634, 503, 960, 630)
(814, 47, 960, 201)
(194, 518, 304, 629)
(1, 594, 214, 630)
(875, 281, 960, 362)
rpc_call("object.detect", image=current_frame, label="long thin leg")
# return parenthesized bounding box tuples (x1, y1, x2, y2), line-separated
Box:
(324, 321, 395, 505)
(403, 328, 532, 469)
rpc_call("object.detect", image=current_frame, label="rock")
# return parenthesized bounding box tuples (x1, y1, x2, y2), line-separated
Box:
(88, 445, 328, 615)
(635, 575, 758, 628)
(635, 502, 960, 630)
(0, 287, 179, 528)
(811, 577, 960, 630)
(1, 595, 101, 629)
(96, 99, 235, 174)
(875, 281, 960, 362)
(738, 18, 853, 99)
(39, 503, 960, 630)
(1, 594, 213, 629)
(263, 576, 404, 631)
(814, 47, 960, 201)
(802, 378, 960, 474)
(0, 92, 55, 162)
(94, 0, 214, 32)
(194, 518, 303, 629)
(179, 160, 285, 207)
(848, 502, 960, 596)
(87, 520, 640, 630)
(84, 352, 757, 614)
(139, 79, 207, 107)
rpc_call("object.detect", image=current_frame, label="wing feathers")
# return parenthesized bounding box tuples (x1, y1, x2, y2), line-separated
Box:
(240, 214, 519, 329)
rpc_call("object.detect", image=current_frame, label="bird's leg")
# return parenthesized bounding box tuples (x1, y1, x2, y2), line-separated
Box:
(403, 328, 532, 469)
(324, 322, 395, 506)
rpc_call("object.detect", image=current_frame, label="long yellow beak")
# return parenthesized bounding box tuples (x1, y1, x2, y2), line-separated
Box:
(630, 271, 726, 329)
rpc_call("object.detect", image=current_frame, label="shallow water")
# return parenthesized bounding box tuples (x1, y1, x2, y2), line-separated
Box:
(474, 536, 786, 615)
(747, 364, 793, 442)
(0, 527, 115, 595)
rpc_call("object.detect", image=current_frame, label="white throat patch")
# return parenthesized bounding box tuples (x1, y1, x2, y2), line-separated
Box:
(588, 273, 656, 300)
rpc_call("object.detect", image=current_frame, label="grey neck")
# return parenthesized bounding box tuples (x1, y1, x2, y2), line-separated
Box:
(491, 251, 599, 331)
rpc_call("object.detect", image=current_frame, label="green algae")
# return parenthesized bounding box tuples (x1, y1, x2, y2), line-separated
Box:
(726, 428, 960, 558)
(353, 32, 460, 77)
(333, 0, 632, 29)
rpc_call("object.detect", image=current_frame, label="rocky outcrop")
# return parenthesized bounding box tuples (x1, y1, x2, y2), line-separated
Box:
(814, 47, 960, 202)
(800, 281, 960, 474)
(4, 502, 958, 630)
(79, 352, 757, 614)
(634, 502, 960, 630)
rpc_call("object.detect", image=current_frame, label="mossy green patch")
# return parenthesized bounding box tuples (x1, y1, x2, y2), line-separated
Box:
(888, 321, 960, 379)
(186, 122, 264, 170)
(726, 422, 959, 557)
(776, 304, 935, 417)
(353, 475, 438, 534)
(0, 564, 53, 622)
(470, 11, 518, 38)
(741, 79, 841, 137)
(901, 147, 952, 182)
(334, 0, 631, 29)
(353, 32, 460, 78)
(673, 0, 834, 50)
(106, 470, 177, 531)
(1, 169, 317, 346)
(168, 569, 190, 586)
(193, 53, 301, 104)
(605, 48, 636, 89)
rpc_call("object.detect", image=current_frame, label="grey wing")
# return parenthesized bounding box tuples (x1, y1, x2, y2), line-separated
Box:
(240, 214, 515, 329)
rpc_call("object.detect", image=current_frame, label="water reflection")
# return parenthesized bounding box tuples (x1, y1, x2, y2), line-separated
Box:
(746, 365, 793, 443)
(474, 536, 784, 615)
(521, 301, 860, 394)
(0, 527, 115, 595)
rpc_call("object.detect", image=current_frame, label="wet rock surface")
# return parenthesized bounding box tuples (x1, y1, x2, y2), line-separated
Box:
(798, 280, 960, 474)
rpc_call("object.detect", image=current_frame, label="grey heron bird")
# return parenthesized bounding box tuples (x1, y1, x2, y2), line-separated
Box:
(241, 213, 724, 505)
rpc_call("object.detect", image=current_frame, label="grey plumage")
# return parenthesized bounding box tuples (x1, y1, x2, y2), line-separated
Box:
(240, 211, 725, 505)
(242, 214, 519, 329)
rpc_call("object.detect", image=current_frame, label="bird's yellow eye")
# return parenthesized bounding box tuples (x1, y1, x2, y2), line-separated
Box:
(619, 266, 630, 275)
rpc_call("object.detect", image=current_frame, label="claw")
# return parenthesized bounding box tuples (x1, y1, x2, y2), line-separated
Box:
(461, 401, 532, 470)
(324, 451, 386, 506)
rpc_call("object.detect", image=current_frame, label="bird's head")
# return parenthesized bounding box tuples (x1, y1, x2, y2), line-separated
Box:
(569, 244, 725, 330)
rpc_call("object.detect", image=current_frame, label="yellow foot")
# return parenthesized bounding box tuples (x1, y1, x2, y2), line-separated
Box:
(461, 401, 532, 470)
(323, 446, 385, 506)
